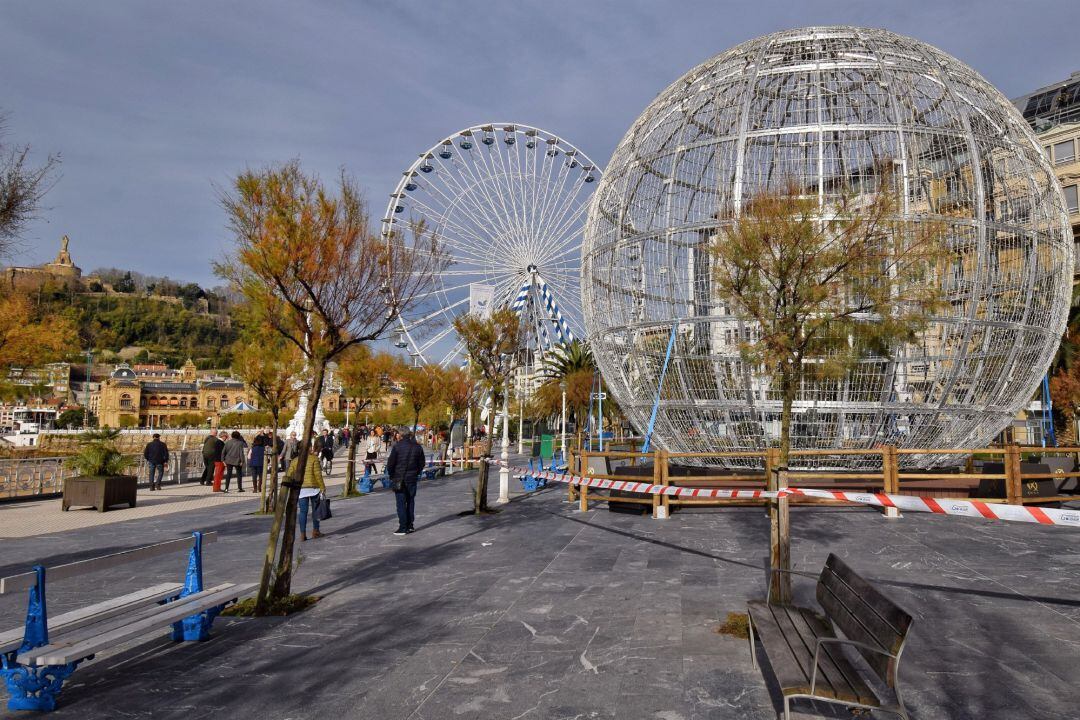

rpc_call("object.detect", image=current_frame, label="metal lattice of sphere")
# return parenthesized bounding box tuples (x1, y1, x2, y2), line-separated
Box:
(583, 26, 1074, 468)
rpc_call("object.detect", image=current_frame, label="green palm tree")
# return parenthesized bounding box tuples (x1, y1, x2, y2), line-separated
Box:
(1051, 282, 1080, 375)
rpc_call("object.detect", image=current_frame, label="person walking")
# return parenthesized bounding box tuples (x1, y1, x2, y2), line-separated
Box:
(382, 425, 393, 452)
(143, 433, 169, 491)
(288, 451, 326, 541)
(213, 430, 229, 492)
(248, 431, 267, 494)
(319, 428, 335, 473)
(221, 430, 248, 493)
(281, 430, 298, 472)
(385, 430, 425, 536)
(199, 430, 220, 486)
(362, 428, 381, 483)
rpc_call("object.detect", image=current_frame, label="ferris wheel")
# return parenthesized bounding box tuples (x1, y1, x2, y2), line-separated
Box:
(382, 123, 601, 366)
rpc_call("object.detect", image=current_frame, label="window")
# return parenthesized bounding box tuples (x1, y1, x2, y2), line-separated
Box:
(190, 397, 198, 409)
(180, 397, 187, 408)
(220, 394, 228, 407)
(119, 394, 133, 409)
(207, 398, 215, 410)
(1053, 140, 1075, 164)
(1065, 184, 1079, 214)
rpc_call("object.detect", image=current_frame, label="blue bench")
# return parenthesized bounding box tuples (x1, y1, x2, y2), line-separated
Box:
(0, 532, 253, 712)
(520, 452, 567, 492)
(358, 460, 438, 494)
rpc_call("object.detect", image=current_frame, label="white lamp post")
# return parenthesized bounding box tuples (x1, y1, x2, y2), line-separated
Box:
(498, 378, 511, 503)
(517, 370, 525, 455)
(561, 383, 567, 454)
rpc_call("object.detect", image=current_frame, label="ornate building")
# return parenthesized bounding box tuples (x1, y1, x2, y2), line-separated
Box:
(95, 360, 254, 428)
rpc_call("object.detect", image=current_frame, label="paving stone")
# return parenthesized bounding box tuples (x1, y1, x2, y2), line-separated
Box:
(1, 460, 1079, 718)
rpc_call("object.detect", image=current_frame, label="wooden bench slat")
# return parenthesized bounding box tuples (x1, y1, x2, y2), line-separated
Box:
(817, 554, 911, 684)
(750, 600, 875, 705)
(0, 582, 184, 655)
(17, 583, 241, 659)
(19, 582, 254, 666)
(780, 605, 878, 706)
(0, 533, 218, 594)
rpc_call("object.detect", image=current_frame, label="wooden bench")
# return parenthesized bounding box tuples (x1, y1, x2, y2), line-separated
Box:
(747, 554, 914, 720)
(0, 532, 254, 712)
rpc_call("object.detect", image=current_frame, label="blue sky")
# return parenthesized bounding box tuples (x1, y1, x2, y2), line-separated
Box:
(3, 0, 1078, 286)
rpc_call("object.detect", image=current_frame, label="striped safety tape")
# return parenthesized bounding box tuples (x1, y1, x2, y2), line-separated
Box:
(491, 459, 1080, 529)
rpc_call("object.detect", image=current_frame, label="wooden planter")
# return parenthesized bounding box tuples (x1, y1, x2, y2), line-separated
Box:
(62, 476, 138, 512)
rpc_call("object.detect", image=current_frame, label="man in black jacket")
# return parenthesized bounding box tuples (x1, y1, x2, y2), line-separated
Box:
(200, 430, 222, 486)
(385, 431, 426, 535)
(143, 433, 169, 491)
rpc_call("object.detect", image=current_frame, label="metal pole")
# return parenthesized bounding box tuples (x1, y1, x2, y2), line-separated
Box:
(561, 385, 567, 454)
(517, 371, 524, 455)
(498, 378, 510, 503)
(83, 350, 92, 429)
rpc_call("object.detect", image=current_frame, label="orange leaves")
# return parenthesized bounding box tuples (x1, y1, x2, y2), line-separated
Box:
(0, 291, 77, 368)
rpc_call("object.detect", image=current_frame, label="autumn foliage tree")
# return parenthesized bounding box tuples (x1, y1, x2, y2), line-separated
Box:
(403, 365, 446, 432)
(231, 316, 304, 512)
(0, 292, 77, 370)
(337, 344, 406, 495)
(711, 174, 949, 601)
(453, 308, 522, 512)
(217, 160, 444, 612)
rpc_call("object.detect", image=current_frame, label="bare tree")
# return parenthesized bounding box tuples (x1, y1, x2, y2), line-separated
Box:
(0, 113, 60, 256)
(217, 160, 444, 612)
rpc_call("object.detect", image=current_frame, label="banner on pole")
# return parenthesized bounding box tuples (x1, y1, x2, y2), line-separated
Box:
(469, 283, 495, 318)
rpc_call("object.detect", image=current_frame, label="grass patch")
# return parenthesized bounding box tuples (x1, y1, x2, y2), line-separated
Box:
(716, 611, 750, 640)
(221, 594, 321, 617)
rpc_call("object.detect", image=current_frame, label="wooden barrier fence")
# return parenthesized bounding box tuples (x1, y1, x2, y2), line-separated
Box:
(564, 444, 1080, 519)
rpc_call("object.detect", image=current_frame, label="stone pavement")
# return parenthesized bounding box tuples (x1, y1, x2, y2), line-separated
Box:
(1, 463, 1079, 719)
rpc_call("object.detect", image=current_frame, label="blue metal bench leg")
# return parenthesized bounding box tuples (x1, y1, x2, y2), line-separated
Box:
(1, 655, 84, 712)
(0, 565, 87, 711)
(169, 532, 224, 642)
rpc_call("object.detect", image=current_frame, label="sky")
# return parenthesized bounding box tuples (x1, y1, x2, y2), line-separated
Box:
(2, 0, 1079, 287)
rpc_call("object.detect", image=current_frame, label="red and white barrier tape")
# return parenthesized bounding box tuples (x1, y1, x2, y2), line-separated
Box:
(487, 459, 1080, 529)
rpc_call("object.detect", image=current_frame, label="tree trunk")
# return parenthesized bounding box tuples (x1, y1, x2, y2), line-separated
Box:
(268, 413, 280, 513)
(270, 361, 325, 601)
(343, 435, 359, 497)
(475, 456, 490, 513)
(769, 371, 797, 605)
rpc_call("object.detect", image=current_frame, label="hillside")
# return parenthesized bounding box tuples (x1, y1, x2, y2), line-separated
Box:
(37, 288, 239, 368)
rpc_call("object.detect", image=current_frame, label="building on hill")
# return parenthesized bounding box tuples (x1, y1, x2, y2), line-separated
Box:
(3, 235, 84, 291)
(5, 363, 72, 401)
(94, 359, 255, 428)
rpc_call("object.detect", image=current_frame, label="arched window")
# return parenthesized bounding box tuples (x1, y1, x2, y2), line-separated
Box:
(148, 396, 159, 407)
(220, 394, 228, 408)
(120, 394, 133, 409)
(180, 397, 188, 408)
(207, 398, 215, 410)
(170, 396, 179, 407)
(190, 397, 198, 409)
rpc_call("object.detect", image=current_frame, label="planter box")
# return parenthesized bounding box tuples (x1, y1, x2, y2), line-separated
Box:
(62, 475, 138, 512)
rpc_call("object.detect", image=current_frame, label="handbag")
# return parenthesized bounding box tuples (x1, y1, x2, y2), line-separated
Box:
(315, 493, 332, 521)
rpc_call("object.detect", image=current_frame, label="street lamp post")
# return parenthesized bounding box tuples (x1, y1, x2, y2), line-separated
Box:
(561, 383, 567, 455)
(517, 370, 525, 455)
(83, 350, 93, 429)
(498, 378, 511, 503)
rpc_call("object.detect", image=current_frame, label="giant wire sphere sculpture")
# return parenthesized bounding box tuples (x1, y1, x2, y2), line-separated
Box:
(384, 124, 599, 367)
(582, 26, 1074, 468)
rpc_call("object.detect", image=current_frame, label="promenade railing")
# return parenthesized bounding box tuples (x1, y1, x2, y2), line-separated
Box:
(0, 451, 206, 500)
